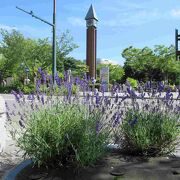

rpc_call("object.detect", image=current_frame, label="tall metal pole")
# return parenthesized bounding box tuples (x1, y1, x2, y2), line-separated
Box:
(52, 0, 57, 84)
(16, 0, 57, 85)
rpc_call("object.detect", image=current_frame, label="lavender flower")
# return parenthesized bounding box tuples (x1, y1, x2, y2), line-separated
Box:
(27, 94, 35, 101)
(115, 94, 118, 103)
(177, 88, 180, 99)
(6, 112, 11, 121)
(100, 82, 106, 94)
(95, 93, 100, 105)
(157, 81, 164, 92)
(91, 77, 96, 84)
(165, 89, 173, 101)
(129, 117, 138, 127)
(96, 121, 102, 134)
(55, 74, 61, 87)
(5, 101, 10, 111)
(11, 90, 20, 103)
(38, 67, 42, 74)
(113, 112, 121, 127)
(19, 120, 25, 128)
(41, 71, 47, 84)
(41, 95, 45, 105)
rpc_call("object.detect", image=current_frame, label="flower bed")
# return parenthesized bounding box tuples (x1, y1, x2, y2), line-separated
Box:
(5, 69, 180, 178)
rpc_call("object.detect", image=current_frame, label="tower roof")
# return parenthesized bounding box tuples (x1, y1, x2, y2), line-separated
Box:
(85, 4, 98, 21)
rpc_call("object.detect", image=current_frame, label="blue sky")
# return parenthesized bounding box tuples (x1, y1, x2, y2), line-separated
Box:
(0, 0, 180, 65)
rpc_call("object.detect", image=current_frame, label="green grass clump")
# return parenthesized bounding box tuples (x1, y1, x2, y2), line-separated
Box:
(120, 109, 180, 156)
(17, 103, 108, 167)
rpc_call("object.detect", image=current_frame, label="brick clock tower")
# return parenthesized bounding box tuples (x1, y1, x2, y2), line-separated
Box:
(85, 4, 98, 79)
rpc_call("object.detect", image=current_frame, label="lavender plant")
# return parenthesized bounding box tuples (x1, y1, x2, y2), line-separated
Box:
(6, 70, 110, 168)
(120, 109, 179, 156)
(6, 69, 180, 168)
(16, 103, 109, 167)
(114, 83, 180, 156)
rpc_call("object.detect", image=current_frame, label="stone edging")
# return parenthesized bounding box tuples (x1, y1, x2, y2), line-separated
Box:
(2, 159, 32, 180)
(2, 144, 119, 180)
(0, 95, 7, 153)
(3, 148, 180, 180)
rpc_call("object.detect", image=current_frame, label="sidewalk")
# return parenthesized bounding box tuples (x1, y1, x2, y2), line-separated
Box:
(0, 95, 7, 153)
(0, 95, 22, 179)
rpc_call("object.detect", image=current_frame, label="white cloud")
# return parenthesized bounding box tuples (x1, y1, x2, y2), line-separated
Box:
(0, 24, 18, 31)
(171, 9, 180, 18)
(101, 9, 162, 28)
(67, 17, 85, 27)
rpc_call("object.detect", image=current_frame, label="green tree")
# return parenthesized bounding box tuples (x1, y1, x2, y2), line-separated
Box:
(0, 29, 78, 83)
(122, 45, 180, 84)
(63, 57, 87, 77)
(97, 64, 124, 84)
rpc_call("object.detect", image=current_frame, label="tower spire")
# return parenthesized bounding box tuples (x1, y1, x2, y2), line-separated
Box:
(85, 4, 98, 21)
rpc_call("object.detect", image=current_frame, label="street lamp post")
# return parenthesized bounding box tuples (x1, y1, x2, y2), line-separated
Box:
(52, 0, 57, 84)
(16, 0, 57, 84)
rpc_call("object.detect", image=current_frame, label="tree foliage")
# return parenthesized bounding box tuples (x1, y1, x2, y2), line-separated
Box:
(122, 45, 180, 84)
(0, 29, 78, 82)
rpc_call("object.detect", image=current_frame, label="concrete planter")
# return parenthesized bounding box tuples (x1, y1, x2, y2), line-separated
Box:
(3, 159, 32, 180)
(3, 144, 120, 180)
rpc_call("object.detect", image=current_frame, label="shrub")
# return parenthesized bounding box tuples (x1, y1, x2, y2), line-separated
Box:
(16, 103, 109, 167)
(22, 84, 36, 94)
(89, 83, 101, 90)
(120, 109, 180, 156)
(127, 77, 138, 89)
(59, 84, 79, 95)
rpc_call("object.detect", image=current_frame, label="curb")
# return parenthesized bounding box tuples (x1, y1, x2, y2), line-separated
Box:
(0, 95, 7, 153)
(3, 159, 32, 180)
(2, 150, 180, 180)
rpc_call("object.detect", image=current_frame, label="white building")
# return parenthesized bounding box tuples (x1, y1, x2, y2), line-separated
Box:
(96, 58, 118, 65)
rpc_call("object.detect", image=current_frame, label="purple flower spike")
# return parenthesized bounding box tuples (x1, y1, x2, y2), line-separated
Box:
(115, 94, 118, 103)
(11, 90, 20, 103)
(157, 81, 164, 92)
(64, 71, 68, 82)
(19, 91, 24, 98)
(19, 120, 25, 128)
(165, 90, 173, 101)
(129, 117, 138, 127)
(41, 95, 45, 105)
(67, 83, 72, 99)
(113, 113, 121, 127)
(6, 112, 11, 121)
(27, 94, 35, 101)
(41, 71, 47, 84)
(95, 93, 100, 105)
(38, 67, 42, 74)
(55, 74, 61, 87)
(5, 101, 10, 111)
(101, 83, 106, 94)
(96, 121, 102, 134)
(91, 77, 96, 84)
(177, 88, 180, 99)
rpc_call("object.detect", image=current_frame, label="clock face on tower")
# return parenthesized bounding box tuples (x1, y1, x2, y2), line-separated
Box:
(86, 19, 97, 27)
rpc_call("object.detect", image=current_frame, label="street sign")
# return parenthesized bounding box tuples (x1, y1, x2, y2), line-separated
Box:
(100, 67, 109, 91)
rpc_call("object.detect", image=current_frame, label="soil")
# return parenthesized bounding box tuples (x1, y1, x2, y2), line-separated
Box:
(16, 152, 180, 180)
